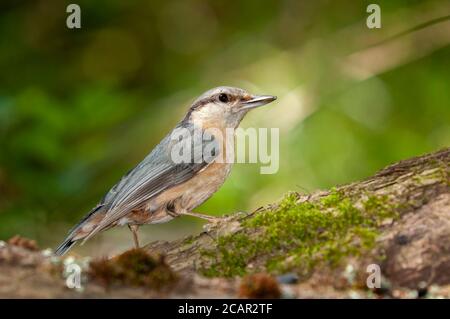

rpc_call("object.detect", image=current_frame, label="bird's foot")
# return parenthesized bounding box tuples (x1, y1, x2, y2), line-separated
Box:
(202, 215, 233, 232)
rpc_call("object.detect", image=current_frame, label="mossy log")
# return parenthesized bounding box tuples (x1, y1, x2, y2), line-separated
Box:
(147, 148, 449, 289)
(1, 148, 448, 298)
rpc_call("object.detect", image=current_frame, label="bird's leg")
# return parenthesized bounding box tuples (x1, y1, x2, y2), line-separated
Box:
(181, 211, 234, 233)
(180, 211, 221, 222)
(128, 224, 140, 249)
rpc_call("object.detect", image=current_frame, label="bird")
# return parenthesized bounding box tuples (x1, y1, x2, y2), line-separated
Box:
(55, 86, 276, 255)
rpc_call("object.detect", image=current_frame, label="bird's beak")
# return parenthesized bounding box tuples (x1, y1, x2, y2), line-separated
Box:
(240, 95, 277, 111)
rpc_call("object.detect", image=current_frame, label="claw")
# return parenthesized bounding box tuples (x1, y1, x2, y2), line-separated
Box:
(202, 216, 234, 233)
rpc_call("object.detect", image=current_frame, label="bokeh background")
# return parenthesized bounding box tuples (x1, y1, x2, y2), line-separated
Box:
(0, 0, 449, 255)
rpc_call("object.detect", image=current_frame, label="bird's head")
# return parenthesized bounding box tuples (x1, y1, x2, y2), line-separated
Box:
(183, 86, 276, 129)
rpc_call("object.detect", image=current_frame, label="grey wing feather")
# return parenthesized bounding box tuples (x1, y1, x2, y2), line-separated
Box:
(82, 123, 218, 242)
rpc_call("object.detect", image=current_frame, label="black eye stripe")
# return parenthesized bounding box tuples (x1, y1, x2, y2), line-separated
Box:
(188, 93, 233, 113)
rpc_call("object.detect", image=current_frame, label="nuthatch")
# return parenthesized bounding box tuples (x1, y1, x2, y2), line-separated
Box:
(55, 86, 276, 255)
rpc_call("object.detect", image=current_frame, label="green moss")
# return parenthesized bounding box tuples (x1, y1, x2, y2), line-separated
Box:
(320, 188, 343, 207)
(200, 191, 398, 278)
(363, 194, 399, 221)
(183, 236, 195, 245)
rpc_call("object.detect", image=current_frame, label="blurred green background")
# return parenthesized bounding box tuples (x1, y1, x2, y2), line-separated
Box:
(0, 0, 449, 255)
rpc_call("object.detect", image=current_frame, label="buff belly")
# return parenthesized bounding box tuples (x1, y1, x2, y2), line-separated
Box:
(117, 162, 233, 226)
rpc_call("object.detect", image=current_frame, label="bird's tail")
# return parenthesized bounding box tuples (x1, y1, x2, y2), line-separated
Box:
(54, 205, 104, 256)
(54, 237, 76, 256)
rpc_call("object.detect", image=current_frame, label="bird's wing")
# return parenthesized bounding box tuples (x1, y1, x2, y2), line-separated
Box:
(82, 124, 219, 242)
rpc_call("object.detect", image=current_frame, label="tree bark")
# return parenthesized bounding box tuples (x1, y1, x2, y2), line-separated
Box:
(0, 148, 448, 297)
(146, 148, 449, 289)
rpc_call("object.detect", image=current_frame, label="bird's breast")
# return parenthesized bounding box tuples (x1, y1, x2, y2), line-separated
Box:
(152, 162, 233, 213)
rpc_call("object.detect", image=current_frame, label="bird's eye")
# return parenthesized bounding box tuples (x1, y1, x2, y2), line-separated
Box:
(218, 93, 229, 103)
